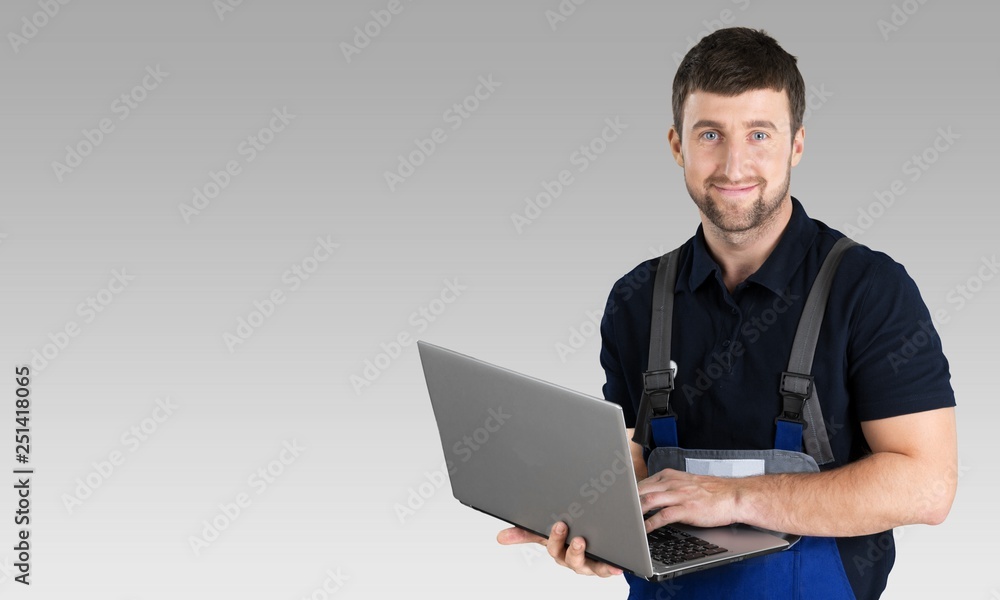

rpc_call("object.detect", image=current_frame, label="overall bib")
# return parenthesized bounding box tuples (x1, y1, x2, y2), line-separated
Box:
(624, 238, 857, 600)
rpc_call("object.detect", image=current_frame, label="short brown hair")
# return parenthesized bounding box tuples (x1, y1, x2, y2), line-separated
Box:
(672, 27, 805, 139)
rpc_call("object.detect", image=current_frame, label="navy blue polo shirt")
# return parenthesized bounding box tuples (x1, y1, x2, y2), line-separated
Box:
(599, 197, 955, 599)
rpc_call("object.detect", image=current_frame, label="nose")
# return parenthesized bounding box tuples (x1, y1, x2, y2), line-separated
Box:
(722, 139, 747, 182)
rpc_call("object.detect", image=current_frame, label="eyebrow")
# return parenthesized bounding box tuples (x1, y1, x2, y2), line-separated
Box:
(691, 119, 779, 131)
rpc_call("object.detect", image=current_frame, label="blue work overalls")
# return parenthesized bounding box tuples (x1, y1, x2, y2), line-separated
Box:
(624, 238, 858, 599)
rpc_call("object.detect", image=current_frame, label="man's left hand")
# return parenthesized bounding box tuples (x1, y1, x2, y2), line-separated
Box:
(637, 468, 740, 533)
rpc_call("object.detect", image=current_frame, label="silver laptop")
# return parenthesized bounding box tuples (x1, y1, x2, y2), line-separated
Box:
(417, 340, 796, 581)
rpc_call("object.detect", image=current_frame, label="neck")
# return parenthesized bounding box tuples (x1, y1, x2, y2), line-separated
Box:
(702, 197, 793, 293)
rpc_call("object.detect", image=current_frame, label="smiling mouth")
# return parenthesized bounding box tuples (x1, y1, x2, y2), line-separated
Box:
(713, 184, 759, 196)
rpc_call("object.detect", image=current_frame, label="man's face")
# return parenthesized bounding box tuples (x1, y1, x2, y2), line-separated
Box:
(668, 88, 804, 235)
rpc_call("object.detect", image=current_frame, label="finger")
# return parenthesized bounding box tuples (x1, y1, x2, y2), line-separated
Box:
(637, 468, 684, 495)
(640, 489, 679, 514)
(563, 536, 596, 575)
(496, 526, 546, 546)
(594, 562, 625, 577)
(565, 536, 623, 577)
(644, 505, 682, 533)
(642, 467, 678, 482)
(546, 521, 569, 561)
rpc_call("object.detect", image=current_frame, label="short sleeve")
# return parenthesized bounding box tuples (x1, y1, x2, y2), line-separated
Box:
(600, 281, 638, 427)
(847, 258, 956, 421)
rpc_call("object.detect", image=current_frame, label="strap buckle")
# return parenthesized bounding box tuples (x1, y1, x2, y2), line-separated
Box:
(643, 368, 675, 417)
(776, 371, 813, 424)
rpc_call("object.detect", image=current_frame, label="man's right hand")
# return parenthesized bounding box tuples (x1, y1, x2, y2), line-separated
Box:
(496, 522, 624, 577)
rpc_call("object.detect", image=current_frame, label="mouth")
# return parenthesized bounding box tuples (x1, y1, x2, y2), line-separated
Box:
(712, 183, 759, 198)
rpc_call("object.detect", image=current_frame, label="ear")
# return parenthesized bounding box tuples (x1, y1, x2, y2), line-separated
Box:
(668, 126, 684, 168)
(790, 125, 805, 167)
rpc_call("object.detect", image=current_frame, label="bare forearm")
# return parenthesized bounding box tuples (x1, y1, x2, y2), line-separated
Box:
(638, 408, 957, 536)
(734, 451, 956, 537)
(626, 428, 648, 481)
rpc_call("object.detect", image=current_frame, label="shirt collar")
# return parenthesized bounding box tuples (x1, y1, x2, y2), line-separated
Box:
(686, 196, 818, 296)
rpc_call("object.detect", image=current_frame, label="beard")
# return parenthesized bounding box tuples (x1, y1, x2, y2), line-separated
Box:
(685, 160, 791, 235)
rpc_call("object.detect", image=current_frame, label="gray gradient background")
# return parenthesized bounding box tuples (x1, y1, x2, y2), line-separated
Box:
(0, 0, 996, 597)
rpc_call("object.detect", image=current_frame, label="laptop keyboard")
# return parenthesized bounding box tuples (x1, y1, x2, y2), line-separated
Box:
(648, 526, 728, 566)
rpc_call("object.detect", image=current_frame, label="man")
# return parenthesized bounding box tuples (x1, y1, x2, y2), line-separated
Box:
(498, 27, 957, 599)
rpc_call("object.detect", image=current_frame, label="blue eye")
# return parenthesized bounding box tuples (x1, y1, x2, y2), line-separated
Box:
(702, 131, 718, 141)
(752, 132, 768, 141)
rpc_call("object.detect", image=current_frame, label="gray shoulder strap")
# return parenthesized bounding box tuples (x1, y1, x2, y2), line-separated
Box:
(631, 248, 681, 449)
(786, 236, 858, 465)
(648, 248, 680, 373)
